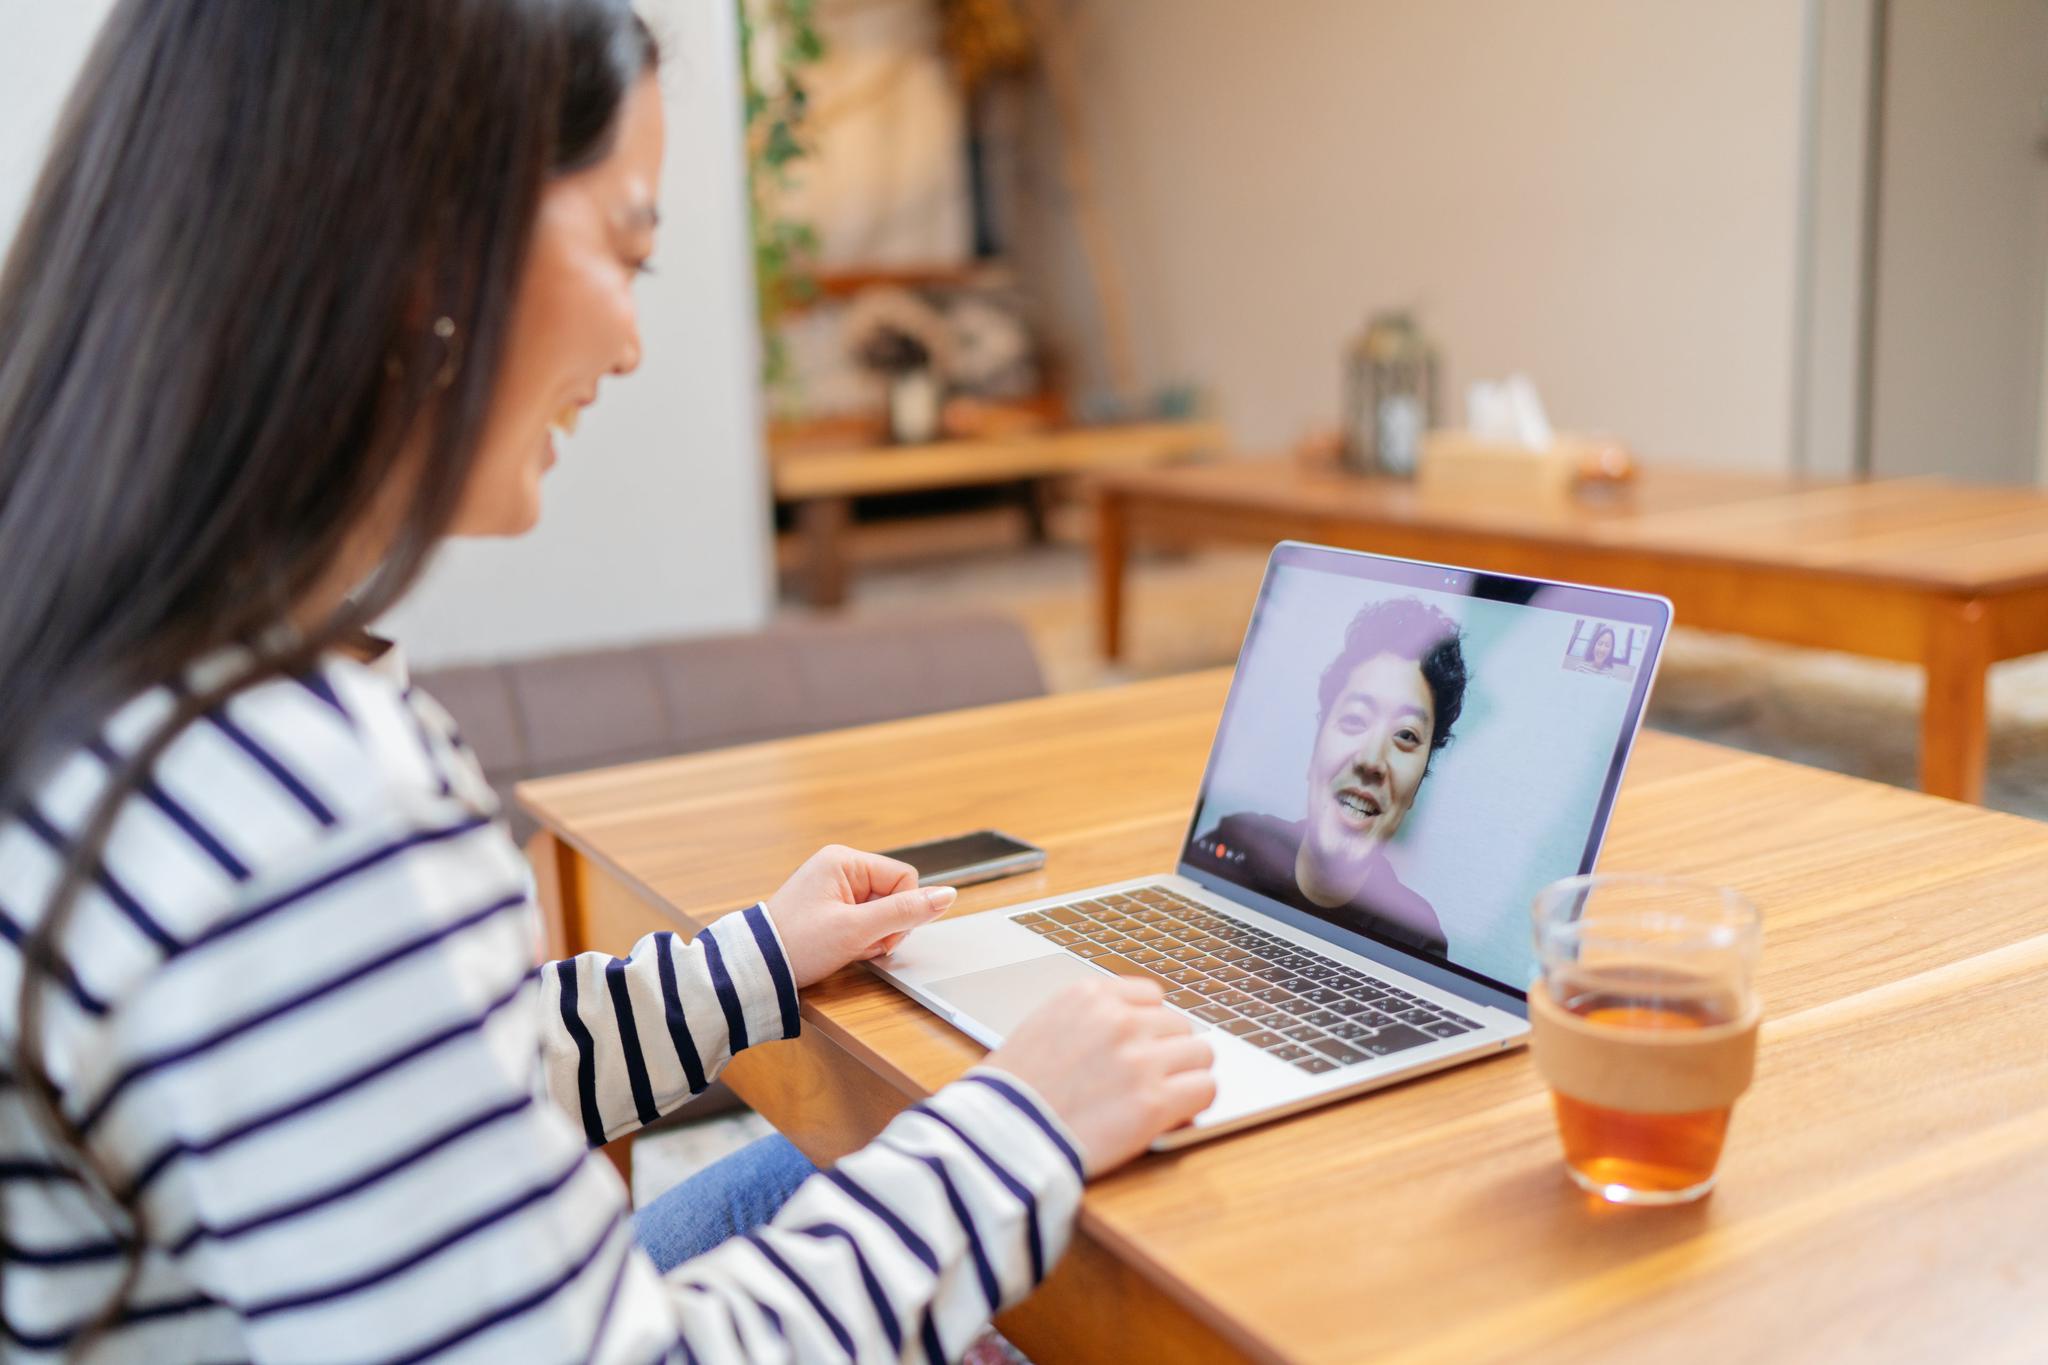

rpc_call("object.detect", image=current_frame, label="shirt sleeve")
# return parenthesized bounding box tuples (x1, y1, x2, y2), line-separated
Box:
(64, 786, 1083, 1364)
(655, 1066, 1088, 1363)
(535, 907, 801, 1146)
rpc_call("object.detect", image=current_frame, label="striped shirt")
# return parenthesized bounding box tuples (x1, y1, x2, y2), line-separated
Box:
(0, 647, 1084, 1362)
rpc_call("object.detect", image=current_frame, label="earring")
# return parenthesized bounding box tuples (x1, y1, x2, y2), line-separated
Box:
(431, 315, 460, 389)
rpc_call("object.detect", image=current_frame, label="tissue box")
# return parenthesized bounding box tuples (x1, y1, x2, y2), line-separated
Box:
(1418, 430, 1586, 500)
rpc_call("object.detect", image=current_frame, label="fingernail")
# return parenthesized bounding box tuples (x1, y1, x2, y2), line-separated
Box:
(924, 886, 957, 914)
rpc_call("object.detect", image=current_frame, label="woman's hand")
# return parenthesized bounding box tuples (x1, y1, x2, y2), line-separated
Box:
(985, 975, 1217, 1176)
(763, 844, 957, 989)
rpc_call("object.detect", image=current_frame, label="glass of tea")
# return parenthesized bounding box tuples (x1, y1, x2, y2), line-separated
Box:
(1529, 875, 1761, 1205)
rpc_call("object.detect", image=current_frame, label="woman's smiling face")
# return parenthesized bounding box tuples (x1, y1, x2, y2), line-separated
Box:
(1298, 651, 1435, 901)
(450, 73, 665, 538)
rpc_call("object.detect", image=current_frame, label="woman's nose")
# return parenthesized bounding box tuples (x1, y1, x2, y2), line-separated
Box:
(613, 312, 643, 376)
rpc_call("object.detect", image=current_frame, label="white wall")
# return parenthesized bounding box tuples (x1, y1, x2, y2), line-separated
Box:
(1017, 0, 1812, 471)
(0, 1, 117, 243)
(2, 0, 771, 669)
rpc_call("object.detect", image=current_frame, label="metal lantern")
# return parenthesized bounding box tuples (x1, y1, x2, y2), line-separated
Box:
(1342, 311, 1438, 477)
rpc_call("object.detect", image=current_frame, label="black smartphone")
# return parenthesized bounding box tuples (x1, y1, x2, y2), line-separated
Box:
(879, 830, 1046, 887)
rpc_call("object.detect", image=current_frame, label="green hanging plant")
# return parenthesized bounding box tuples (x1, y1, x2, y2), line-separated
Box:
(738, 0, 827, 394)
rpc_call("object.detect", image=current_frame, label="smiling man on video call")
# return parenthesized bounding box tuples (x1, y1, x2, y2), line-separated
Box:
(1199, 597, 1466, 956)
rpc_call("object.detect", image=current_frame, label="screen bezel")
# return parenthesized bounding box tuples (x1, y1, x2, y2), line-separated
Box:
(1174, 540, 1672, 1016)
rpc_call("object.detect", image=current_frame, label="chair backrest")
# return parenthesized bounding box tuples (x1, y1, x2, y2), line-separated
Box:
(415, 613, 1047, 841)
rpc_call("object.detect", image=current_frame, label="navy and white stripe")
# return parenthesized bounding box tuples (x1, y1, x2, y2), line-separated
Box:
(2, 647, 1085, 1361)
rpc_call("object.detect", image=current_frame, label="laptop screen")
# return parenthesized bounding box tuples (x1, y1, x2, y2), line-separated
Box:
(1179, 542, 1669, 1000)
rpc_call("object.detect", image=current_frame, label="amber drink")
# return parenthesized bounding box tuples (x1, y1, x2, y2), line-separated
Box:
(1530, 879, 1760, 1205)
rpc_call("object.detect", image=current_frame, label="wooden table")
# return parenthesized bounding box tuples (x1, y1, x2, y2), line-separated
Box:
(773, 420, 1224, 607)
(521, 672, 2048, 1363)
(1092, 459, 2048, 804)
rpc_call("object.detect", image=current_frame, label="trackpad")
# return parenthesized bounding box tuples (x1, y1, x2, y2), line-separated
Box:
(926, 954, 1106, 1040)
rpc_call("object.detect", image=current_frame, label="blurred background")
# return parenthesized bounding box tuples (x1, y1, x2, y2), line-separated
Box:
(6, 0, 2047, 815)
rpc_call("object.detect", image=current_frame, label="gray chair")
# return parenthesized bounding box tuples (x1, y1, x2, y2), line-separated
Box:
(416, 612, 1047, 843)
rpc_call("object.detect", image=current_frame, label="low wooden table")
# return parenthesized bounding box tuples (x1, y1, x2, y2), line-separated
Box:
(521, 672, 2048, 1363)
(1092, 459, 2048, 804)
(773, 420, 1224, 606)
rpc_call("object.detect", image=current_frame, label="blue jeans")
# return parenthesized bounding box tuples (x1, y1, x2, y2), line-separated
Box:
(633, 1134, 819, 1274)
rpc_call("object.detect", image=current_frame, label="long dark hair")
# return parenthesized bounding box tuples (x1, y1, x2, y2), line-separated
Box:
(0, 0, 656, 1351)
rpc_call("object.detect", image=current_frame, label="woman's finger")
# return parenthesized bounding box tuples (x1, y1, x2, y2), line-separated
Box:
(1147, 1033, 1215, 1075)
(1126, 1000, 1195, 1039)
(846, 847, 920, 900)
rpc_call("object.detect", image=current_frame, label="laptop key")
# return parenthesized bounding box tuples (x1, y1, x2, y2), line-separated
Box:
(1211, 966, 1253, 984)
(1213, 989, 1256, 1009)
(1303, 1009, 1344, 1029)
(1072, 943, 1112, 960)
(1294, 1057, 1339, 1075)
(1309, 1038, 1367, 1066)
(1045, 930, 1083, 947)
(1191, 1004, 1235, 1025)
(1015, 913, 1050, 927)
(1330, 998, 1371, 1016)
(1249, 986, 1299, 1006)
(1165, 990, 1206, 1009)
(1359, 1024, 1434, 1056)
(1424, 1021, 1473, 1038)
(1190, 979, 1231, 997)
(1281, 1024, 1322, 1043)
(1300, 988, 1347, 1006)
(1127, 949, 1167, 966)
(1160, 965, 1206, 986)
(1331, 1021, 1376, 1042)
(1267, 1043, 1310, 1062)
(1397, 1008, 1437, 1026)
(1219, 1018, 1260, 1038)
(1243, 1030, 1285, 1049)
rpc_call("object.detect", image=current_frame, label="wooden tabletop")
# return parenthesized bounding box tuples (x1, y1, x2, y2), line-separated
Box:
(1094, 459, 2048, 594)
(521, 672, 2048, 1362)
(771, 420, 1227, 500)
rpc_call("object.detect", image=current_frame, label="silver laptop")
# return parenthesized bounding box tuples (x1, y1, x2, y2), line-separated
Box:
(871, 542, 1671, 1147)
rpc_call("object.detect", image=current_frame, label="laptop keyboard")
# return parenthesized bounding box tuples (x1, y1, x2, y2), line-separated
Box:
(1014, 886, 1482, 1075)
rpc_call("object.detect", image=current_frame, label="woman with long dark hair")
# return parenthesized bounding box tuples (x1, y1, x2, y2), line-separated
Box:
(0, 3, 1214, 1359)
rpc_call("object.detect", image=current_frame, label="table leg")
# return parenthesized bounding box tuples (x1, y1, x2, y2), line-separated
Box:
(797, 496, 852, 608)
(1922, 598, 1992, 803)
(526, 830, 638, 1189)
(1095, 485, 1130, 661)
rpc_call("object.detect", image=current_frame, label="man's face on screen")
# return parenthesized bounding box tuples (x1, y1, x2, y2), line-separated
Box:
(1298, 651, 1435, 903)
